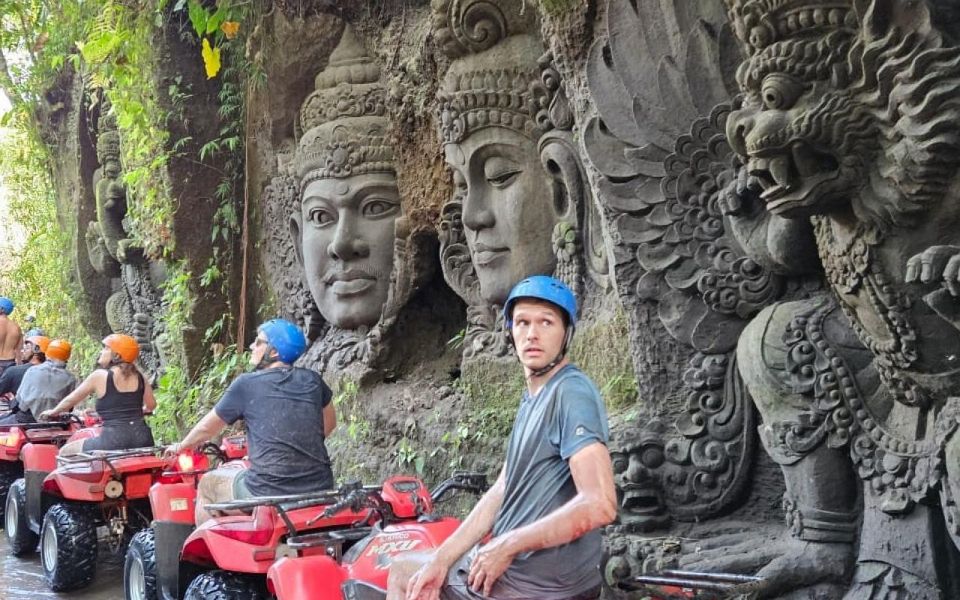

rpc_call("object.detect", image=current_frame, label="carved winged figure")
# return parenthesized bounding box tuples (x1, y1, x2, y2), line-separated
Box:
(589, 0, 960, 597)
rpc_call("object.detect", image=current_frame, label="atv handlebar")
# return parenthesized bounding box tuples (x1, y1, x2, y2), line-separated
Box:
(429, 471, 488, 503)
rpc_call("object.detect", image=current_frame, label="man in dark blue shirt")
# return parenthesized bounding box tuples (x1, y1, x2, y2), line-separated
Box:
(168, 319, 337, 524)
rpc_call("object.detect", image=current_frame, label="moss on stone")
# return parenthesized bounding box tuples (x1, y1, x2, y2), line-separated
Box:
(538, 0, 581, 17)
(570, 308, 640, 410)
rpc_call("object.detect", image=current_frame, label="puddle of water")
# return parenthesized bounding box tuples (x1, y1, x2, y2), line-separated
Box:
(0, 533, 124, 599)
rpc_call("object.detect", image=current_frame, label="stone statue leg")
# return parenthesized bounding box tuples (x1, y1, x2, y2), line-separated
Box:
(682, 299, 859, 598)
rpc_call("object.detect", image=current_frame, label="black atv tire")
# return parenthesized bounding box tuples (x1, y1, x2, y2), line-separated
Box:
(183, 570, 269, 600)
(40, 503, 98, 592)
(124, 528, 158, 600)
(0, 461, 20, 525)
(5, 478, 37, 556)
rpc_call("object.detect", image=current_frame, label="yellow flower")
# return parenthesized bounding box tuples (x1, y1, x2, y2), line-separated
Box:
(221, 21, 241, 40)
(201, 38, 221, 79)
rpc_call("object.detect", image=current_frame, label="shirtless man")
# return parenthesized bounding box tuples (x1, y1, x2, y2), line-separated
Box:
(0, 298, 22, 375)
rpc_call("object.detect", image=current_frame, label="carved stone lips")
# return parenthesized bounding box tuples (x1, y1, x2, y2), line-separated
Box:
(747, 141, 840, 210)
(472, 243, 509, 266)
(324, 269, 376, 295)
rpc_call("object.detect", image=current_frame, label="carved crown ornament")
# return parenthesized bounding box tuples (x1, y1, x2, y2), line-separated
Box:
(435, 38, 573, 144)
(724, 0, 856, 51)
(430, 0, 538, 59)
(295, 24, 394, 187)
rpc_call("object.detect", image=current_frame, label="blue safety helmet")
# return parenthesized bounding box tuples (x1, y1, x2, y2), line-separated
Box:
(258, 318, 307, 364)
(0, 297, 13, 316)
(503, 276, 577, 330)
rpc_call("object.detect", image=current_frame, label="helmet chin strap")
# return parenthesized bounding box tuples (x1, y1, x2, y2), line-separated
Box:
(516, 327, 574, 379)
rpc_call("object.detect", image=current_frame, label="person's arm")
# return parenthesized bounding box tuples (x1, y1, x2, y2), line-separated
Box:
(169, 410, 228, 453)
(323, 402, 336, 437)
(14, 329, 22, 365)
(467, 443, 617, 595)
(40, 371, 100, 419)
(405, 468, 507, 600)
(142, 378, 157, 413)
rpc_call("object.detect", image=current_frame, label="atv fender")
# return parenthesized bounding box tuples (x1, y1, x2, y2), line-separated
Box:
(154, 520, 196, 600)
(22, 442, 58, 472)
(150, 482, 197, 523)
(267, 555, 345, 600)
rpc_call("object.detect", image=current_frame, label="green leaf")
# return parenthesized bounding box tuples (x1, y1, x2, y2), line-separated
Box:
(187, 0, 208, 38)
(206, 7, 227, 35)
(80, 31, 122, 63)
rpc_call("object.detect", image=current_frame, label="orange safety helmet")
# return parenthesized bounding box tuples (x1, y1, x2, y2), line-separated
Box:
(46, 339, 72, 362)
(25, 335, 51, 355)
(103, 334, 139, 364)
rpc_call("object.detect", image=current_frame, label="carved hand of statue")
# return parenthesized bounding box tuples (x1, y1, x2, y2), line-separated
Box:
(677, 527, 853, 597)
(905, 246, 960, 297)
(719, 166, 819, 276)
(719, 166, 764, 219)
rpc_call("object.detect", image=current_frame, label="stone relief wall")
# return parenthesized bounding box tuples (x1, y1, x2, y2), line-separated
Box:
(53, 1, 960, 597)
(83, 98, 168, 378)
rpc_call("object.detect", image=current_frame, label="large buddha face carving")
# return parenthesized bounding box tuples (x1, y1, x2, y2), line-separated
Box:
(293, 173, 400, 330)
(445, 127, 562, 305)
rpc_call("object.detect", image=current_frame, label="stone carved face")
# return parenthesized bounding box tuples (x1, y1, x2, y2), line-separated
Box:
(444, 127, 562, 305)
(726, 67, 864, 219)
(292, 173, 400, 330)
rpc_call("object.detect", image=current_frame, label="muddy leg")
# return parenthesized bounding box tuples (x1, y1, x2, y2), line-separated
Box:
(58, 439, 85, 456)
(195, 467, 240, 525)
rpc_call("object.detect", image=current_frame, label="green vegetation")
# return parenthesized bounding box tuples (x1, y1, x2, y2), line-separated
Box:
(538, 0, 581, 17)
(0, 1, 257, 438)
(570, 308, 639, 410)
(0, 123, 98, 370)
(152, 344, 248, 443)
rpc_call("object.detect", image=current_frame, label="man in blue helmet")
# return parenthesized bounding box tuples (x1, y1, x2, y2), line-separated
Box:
(0, 297, 22, 375)
(389, 276, 617, 600)
(167, 319, 337, 524)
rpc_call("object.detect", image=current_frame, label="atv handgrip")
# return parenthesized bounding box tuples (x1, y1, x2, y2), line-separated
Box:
(322, 485, 383, 518)
(430, 471, 489, 503)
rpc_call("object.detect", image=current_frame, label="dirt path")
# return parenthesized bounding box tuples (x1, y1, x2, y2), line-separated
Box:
(0, 533, 123, 599)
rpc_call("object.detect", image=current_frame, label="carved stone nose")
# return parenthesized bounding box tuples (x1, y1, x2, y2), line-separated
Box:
(726, 109, 755, 158)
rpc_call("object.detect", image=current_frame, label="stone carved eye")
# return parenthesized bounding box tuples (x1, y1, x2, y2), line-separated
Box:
(361, 198, 400, 219)
(760, 74, 806, 110)
(308, 207, 334, 227)
(484, 157, 522, 189)
(611, 454, 628, 474)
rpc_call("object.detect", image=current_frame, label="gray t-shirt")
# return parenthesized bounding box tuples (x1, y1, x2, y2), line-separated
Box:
(214, 366, 334, 497)
(489, 364, 610, 598)
(17, 360, 77, 418)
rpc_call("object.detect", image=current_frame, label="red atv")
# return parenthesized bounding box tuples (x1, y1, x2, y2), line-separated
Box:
(136, 471, 487, 600)
(266, 472, 489, 600)
(0, 413, 99, 521)
(123, 435, 249, 600)
(5, 436, 197, 592)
